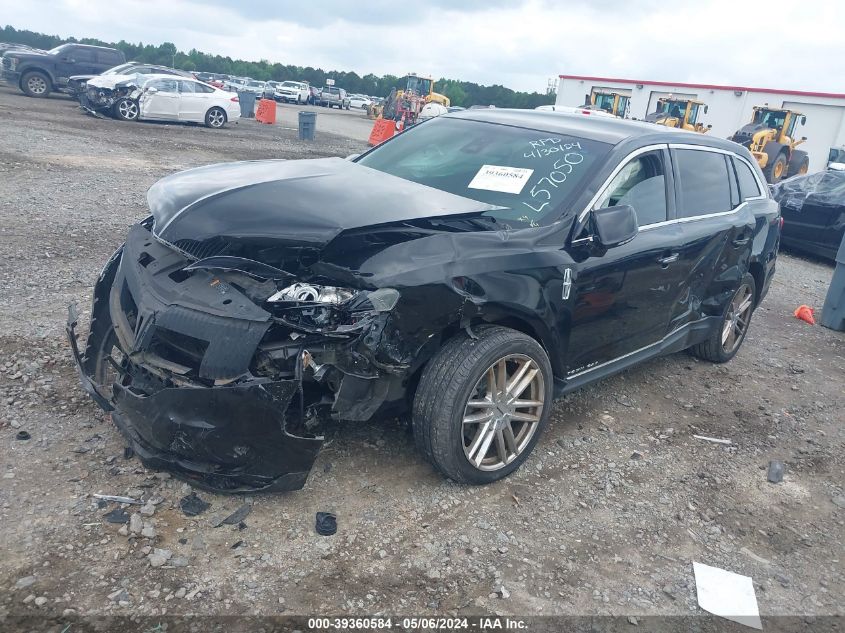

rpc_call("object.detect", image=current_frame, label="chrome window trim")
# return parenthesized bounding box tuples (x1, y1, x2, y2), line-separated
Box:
(578, 143, 767, 227)
(577, 144, 668, 223)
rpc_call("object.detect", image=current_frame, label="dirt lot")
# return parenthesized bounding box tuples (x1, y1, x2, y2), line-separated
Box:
(0, 87, 843, 625)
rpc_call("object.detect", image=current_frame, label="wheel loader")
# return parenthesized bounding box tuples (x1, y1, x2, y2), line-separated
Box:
(367, 74, 450, 146)
(584, 90, 629, 117)
(730, 106, 808, 183)
(644, 97, 711, 133)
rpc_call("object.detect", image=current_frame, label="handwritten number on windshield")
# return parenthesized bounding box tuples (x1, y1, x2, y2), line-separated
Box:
(522, 153, 585, 216)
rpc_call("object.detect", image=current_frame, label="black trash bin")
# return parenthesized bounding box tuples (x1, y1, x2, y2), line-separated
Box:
(237, 91, 256, 118)
(298, 111, 316, 140)
(821, 232, 845, 331)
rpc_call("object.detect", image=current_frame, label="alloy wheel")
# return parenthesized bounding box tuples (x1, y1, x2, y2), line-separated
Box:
(462, 354, 545, 471)
(118, 100, 138, 120)
(721, 283, 753, 354)
(28, 76, 47, 95)
(208, 109, 225, 128)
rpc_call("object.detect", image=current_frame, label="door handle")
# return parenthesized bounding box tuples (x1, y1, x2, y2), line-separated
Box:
(732, 235, 751, 247)
(657, 252, 679, 266)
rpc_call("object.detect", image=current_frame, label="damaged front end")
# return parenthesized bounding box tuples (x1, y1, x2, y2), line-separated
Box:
(79, 76, 142, 117)
(67, 221, 405, 493)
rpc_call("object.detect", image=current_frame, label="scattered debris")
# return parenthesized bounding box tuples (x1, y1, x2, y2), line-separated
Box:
(231, 540, 244, 549)
(740, 547, 771, 566)
(103, 508, 130, 524)
(793, 304, 815, 325)
(630, 451, 643, 460)
(627, 616, 638, 626)
(767, 460, 785, 483)
(139, 502, 156, 517)
(693, 435, 732, 445)
(15, 430, 31, 441)
(693, 561, 761, 629)
(213, 504, 252, 527)
(128, 513, 143, 534)
(147, 548, 172, 567)
(315, 511, 337, 536)
(179, 492, 210, 517)
(93, 494, 141, 505)
(14, 576, 36, 590)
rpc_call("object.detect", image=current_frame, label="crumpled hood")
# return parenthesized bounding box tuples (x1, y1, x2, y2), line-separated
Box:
(149, 157, 502, 248)
(87, 73, 143, 90)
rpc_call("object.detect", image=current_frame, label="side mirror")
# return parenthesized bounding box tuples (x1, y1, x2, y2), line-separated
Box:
(707, 124, 713, 129)
(146, 87, 158, 94)
(593, 204, 639, 248)
(801, 136, 807, 141)
(801, 116, 807, 125)
(704, 105, 709, 114)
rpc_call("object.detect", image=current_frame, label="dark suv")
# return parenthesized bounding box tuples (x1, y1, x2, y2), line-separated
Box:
(2, 43, 125, 98)
(68, 111, 780, 493)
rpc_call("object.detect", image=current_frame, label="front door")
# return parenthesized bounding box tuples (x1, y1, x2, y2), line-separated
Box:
(565, 147, 690, 376)
(140, 79, 180, 121)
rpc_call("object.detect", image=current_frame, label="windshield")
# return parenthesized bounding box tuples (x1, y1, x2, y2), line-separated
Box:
(357, 117, 610, 227)
(105, 63, 137, 75)
(659, 100, 687, 117)
(753, 108, 787, 130)
(47, 43, 72, 55)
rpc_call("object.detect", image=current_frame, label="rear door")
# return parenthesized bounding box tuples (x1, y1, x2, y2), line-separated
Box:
(139, 78, 180, 120)
(669, 145, 759, 324)
(565, 146, 691, 375)
(177, 79, 210, 122)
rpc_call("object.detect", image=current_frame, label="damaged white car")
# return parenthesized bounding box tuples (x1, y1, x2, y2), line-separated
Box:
(83, 73, 241, 128)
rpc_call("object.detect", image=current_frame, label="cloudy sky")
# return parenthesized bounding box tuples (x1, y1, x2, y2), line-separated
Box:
(3, 0, 843, 93)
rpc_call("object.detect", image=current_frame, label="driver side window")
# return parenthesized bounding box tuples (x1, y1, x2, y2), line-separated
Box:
(595, 150, 667, 226)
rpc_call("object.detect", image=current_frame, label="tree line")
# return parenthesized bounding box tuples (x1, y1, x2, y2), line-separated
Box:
(1, 25, 554, 109)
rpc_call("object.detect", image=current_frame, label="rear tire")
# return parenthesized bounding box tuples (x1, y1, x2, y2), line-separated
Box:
(205, 107, 227, 128)
(787, 151, 809, 178)
(412, 326, 553, 484)
(763, 152, 788, 183)
(689, 274, 756, 363)
(21, 71, 51, 98)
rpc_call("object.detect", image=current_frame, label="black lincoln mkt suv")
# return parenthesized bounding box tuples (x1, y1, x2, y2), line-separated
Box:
(68, 109, 780, 492)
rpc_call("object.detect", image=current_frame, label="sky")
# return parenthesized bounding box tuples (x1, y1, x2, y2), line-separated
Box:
(3, 0, 844, 94)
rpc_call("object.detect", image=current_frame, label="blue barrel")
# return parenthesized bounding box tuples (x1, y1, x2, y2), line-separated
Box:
(237, 91, 256, 118)
(298, 111, 316, 140)
(821, 232, 845, 331)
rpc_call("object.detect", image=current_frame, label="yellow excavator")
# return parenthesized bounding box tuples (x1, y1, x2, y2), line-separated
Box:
(368, 73, 449, 119)
(730, 106, 809, 183)
(645, 97, 711, 133)
(586, 90, 629, 117)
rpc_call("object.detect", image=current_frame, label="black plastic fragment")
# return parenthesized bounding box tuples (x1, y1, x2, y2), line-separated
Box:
(214, 503, 252, 527)
(16, 431, 30, 441)
(180, 492, 211, 517)
(315, 512, 337, 536)
(231, 540, 244, 549)
(104, 508, 130, 524)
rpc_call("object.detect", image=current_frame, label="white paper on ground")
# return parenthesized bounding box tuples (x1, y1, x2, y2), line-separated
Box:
(693, 561, 762, 629)
(468, 165, 534, 194)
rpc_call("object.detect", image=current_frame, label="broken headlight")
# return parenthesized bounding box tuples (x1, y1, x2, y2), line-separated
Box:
(267, 284, 399, 312)
(266, 284, 400, 331)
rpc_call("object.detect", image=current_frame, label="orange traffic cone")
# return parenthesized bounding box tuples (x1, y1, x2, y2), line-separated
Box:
(793, 305, 815, 325)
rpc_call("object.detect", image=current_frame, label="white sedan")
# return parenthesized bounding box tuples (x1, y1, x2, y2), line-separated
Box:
(348, 94, 372, 109)
(138, 75, 241, 128)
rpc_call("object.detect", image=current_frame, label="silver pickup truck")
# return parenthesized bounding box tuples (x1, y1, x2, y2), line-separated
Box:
(319, 86, 350, 109)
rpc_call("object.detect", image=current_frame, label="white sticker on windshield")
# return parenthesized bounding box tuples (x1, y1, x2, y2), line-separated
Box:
(468, 165, 534, 195)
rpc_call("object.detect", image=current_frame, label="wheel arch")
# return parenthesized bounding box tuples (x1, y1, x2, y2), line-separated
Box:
(748, 260, 766, 307)
(19, 66, 55, 88)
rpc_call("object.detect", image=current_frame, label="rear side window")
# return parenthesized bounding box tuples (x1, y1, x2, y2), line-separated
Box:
(72, 48, 96, 63)
(595, 150, 667, 226)
(675, 149, 732, 217)
(733, 157, 762, 200)
(97, 50, 122, 65)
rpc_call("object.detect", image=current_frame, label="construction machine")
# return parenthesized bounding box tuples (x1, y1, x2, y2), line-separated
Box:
(585, 90, 629, 118)
(730, 106, 808, 183)
(367, 74, 450, 146)
(644, 97, 711, 133)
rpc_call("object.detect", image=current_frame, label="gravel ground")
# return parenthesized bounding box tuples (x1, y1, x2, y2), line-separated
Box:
(0, 87, 843, 625)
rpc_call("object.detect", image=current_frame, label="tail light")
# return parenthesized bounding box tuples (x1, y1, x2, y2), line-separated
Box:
(230, 96, 239, 102)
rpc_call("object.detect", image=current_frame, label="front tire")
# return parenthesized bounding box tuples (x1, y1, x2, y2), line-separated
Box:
(21, 71, 51, 98)
(205, 107, 227, 128)
(764, 152, 788, 183)
(787, 150, 809, 178)
(689, 274, 756, 363)
(112, 98, 139, 121)
(412, 326, 553, 484)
